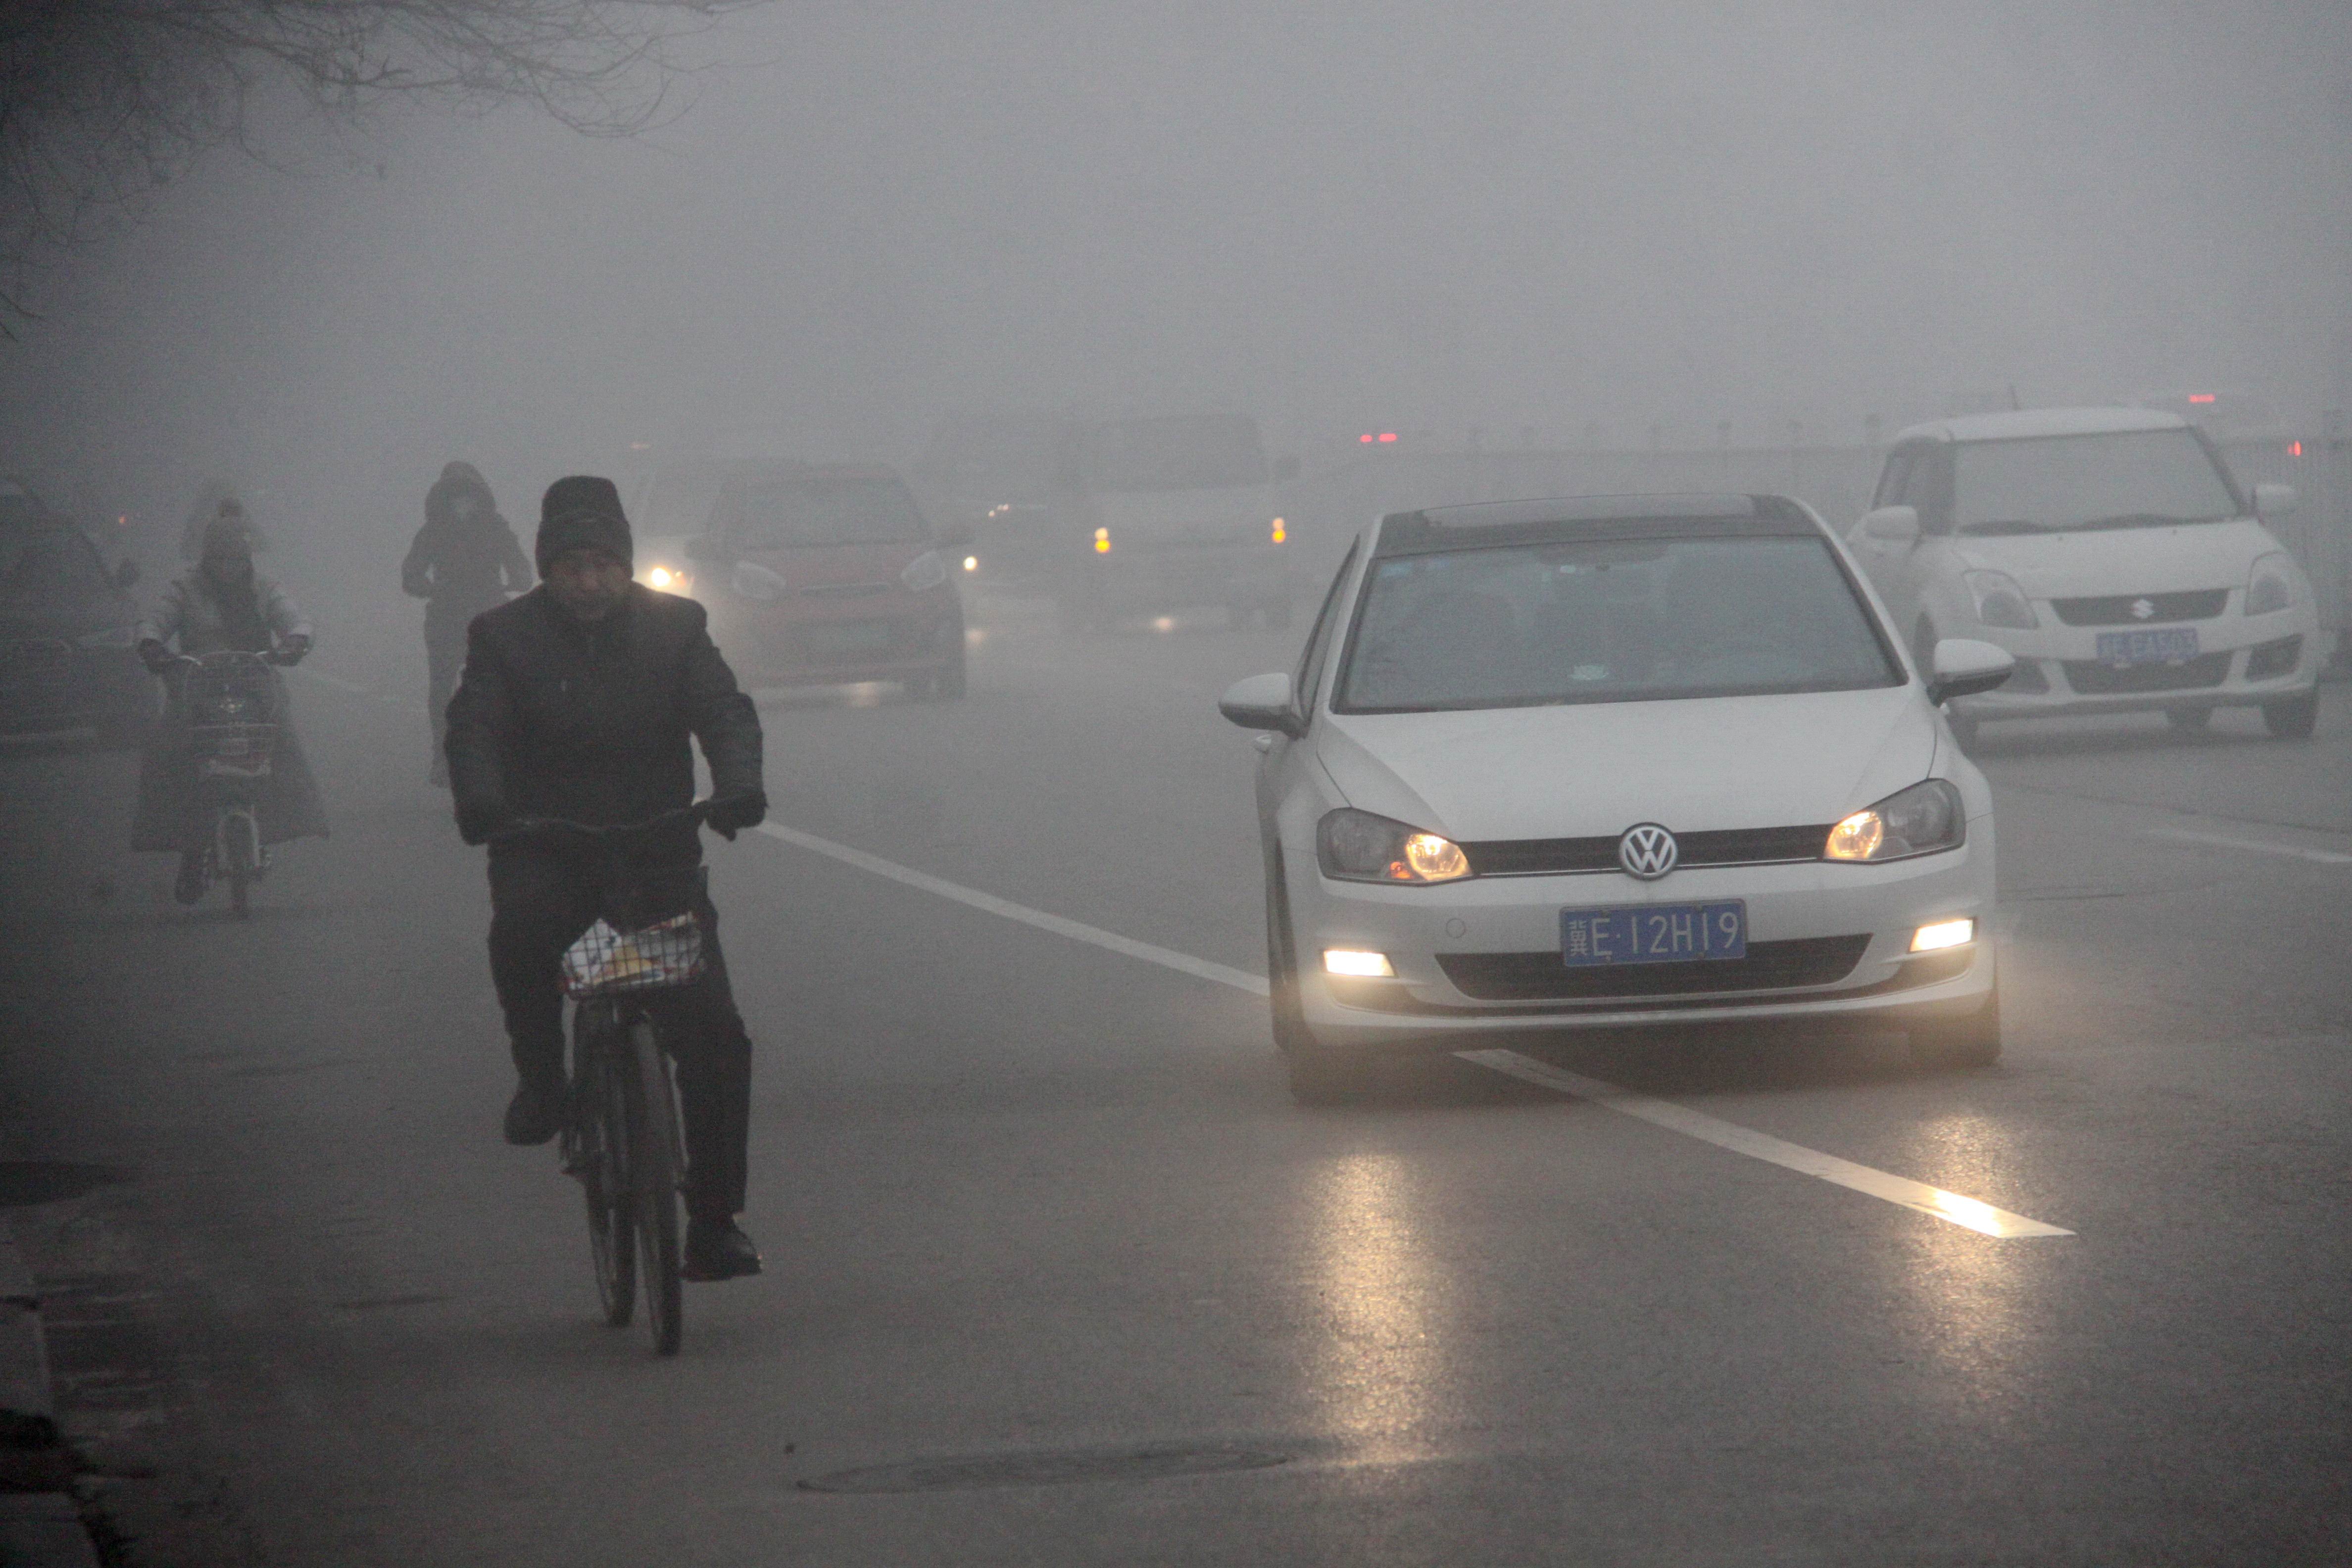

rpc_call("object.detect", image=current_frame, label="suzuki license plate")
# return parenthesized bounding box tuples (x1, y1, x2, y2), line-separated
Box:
(1562, 901, 1746, 967)
(2095, 627, 2199, 665)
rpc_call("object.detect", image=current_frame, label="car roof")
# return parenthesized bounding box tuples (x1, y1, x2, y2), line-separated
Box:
(1373, 493, 1820, 558)
(1891, 406, 2187, 444)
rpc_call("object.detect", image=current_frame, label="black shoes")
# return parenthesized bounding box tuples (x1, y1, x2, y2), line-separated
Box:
(683, 1219, 763, 1282)
(174, 852, 205, 905)
(502, 1078, 565, 1146)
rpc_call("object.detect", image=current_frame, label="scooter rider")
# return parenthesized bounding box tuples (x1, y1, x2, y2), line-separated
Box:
(132, 504, 329, 903)
(442, 476, 769, 1282)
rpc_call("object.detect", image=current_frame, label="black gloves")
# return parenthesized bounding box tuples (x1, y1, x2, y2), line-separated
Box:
(270, 634, 311, 666)
(704, 790, 767, 840)
(454, 799, 512, 847)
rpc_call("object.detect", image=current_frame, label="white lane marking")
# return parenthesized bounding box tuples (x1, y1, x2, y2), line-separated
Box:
(752, 822, 2071, 1239)
(1457, 1049, 2072, 1238)
(2147, 827, 2352, 865)
(752, 823, 1271, 996)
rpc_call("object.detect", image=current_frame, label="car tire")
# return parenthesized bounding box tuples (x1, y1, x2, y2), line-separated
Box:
(2164, 705, 2213, 733)
(1265, 857, 1362, 1105)
(1908, 982, 2002, 1072)
(2261, 688, 2319, 740)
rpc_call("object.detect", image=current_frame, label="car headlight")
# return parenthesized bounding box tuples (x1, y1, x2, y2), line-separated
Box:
(1825, 779, 1966, 863)
(76, 624, 138, 648)
(730, 561, 787, 602)
(1317, 808, 1472, 884)
(642, 564, 691, 593)
(1962, 570, 2038, 630)
(901, 551, 949, 592)
(1271, 517, 1288, 545)
(2245, 551, 2299, 616)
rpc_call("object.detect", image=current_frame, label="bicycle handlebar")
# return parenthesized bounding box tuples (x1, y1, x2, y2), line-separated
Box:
(489, 802, 716, 845)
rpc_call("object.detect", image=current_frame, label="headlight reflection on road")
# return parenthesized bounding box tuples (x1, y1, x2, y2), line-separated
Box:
(1899, 1114, 2054, 1403)
(1305, 1152, 1450, 1455)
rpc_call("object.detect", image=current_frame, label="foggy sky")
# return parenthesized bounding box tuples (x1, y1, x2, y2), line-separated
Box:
(3, 0, 2347, 549)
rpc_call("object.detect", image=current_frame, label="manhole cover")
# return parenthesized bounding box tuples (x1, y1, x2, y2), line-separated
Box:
(800, 1443, 1291, 1495)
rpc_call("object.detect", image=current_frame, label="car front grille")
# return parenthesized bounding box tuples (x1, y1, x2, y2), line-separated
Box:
(784, 618, 918, 665)
(2050, 589, 2229, 627)
(2062, 651, 2232, 694)
(2246, 635, 2302, 680)
(1461, 824, 1833, 877)
(1436, 934, 1872, 1001)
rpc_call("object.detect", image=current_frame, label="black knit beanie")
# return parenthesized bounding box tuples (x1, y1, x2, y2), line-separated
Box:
(536, 476, 632, 573)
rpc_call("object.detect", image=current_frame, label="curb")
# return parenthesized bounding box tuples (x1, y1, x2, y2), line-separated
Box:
(0, 1218, 100, 1568)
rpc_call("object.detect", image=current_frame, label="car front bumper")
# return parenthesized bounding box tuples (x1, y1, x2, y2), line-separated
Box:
(1288, 837, 1996, 1051)
(1950, 609, 2323, 720)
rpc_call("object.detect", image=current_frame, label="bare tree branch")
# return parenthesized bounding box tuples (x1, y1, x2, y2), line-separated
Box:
(0, 0, 758, 329)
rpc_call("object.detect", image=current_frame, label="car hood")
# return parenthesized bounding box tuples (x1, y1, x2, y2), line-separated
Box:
(1316, 686, 1937, 841)
(1951, 517, 2278, 596)
(1095, 485, 1276, 544)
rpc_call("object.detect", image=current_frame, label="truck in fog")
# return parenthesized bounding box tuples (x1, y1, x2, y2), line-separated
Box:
(1046, 412, 1296, 632)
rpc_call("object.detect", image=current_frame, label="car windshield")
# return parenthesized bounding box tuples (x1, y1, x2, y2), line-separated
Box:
(1334, 533, 1901, 713)
(727, 475, 926, 548)
(0, 523, 114, 610)
(1953, 430, 2239, 535)
(1084, 415, 1268, 492)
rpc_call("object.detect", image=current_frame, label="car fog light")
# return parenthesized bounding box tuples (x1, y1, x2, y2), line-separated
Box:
(1323, 949, 1396, 978)
(963, 555, 979, 572)
(1910, 918, 1975, 953)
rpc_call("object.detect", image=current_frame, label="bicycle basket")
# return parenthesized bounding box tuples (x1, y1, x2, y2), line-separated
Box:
(560, 913, 706, 998)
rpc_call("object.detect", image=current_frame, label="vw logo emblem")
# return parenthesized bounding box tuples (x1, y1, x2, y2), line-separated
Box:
(2130, 597, 2156, 620)
(1618, 823, 1679, 881)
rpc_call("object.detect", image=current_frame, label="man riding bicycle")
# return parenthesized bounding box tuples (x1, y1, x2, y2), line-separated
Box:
(444, 475, 768, 1281)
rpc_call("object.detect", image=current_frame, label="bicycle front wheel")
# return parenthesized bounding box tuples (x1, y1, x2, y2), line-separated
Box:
(623, 1016, 684, 1356)
(576, 1007, 636, 1327)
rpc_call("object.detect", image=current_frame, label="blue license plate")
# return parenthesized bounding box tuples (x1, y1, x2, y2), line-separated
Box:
(2095, 627, 2199, 665)
(1561, 901, 1746, 966)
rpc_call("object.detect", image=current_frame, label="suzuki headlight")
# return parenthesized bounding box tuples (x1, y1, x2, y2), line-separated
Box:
(1317, 808, 1472, 884)
(901, 551, 949, 592)
(1962, 570, 2038, 631)
(76, 624, 138, 648)
(1825, 779, 1966, 863)
(2245, 552, 2299, 616)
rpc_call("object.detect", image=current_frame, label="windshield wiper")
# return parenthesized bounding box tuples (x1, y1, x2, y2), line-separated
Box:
(1956, 519, 2053, 536)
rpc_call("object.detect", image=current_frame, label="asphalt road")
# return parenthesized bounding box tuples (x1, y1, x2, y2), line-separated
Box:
(2, 587, 2349, 1566)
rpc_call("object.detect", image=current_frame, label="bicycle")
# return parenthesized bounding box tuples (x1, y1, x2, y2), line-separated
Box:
(497, 803, 714, 1357)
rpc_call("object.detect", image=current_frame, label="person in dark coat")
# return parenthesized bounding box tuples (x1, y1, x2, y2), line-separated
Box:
(133, 505, 330, 903)
(443, 475, 769, 1280)
(403, 461, 532, 786)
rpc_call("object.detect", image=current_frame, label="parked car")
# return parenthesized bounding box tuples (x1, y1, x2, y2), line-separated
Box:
(1219, 492, 2011, 1103)
(0, 479, 149, 744)
(1848, 408, 2319, 744)
(687, 464, 972, 699)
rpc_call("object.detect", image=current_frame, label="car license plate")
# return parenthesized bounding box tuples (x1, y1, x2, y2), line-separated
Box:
(1561, 901, 1746, 966)
(807, 620, 898, 653)
(2095, 627, 2199, 665)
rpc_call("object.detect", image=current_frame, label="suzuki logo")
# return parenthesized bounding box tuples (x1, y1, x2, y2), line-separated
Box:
(2130, 597, 2156, 620)
(1617, 823, 1680, 881)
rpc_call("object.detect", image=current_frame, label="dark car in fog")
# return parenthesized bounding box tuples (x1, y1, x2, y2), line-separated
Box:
(688, 464, 974, 700)
(0, 480, 149, 744)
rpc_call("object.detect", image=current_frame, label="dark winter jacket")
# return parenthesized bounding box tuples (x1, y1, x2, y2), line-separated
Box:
(403, 462, 533, 626)
(443, 584, 763, 857)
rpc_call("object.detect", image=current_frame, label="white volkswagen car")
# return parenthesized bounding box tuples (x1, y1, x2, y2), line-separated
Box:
(1218, 494, 2014, 1102)
(1847, 408, 2319, 744)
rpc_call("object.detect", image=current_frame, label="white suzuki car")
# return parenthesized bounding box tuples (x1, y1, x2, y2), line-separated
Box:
(1219, 494, 2014, 1103)
(1848, 407, 2319, 744)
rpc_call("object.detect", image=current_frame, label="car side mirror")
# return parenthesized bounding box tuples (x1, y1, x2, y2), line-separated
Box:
(934, 521, 976, 551)
(1856, 505, 1920, 546)
(113, 559, 140, 590)
(1927, 637, 2015, 705)
(2253, 482, 2299, 517)
(1218, 672, 1304, 737)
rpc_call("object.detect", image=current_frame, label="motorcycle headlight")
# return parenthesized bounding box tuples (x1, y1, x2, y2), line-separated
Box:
(1825, 779, 1966, 863)
(1962, 570, 2039, 631)
(1317, 808, 1472, 884)
(76, 624, 138, 648)
(2245, 551, 2299, 616)
(730, 561, 787, 602)
(901, 551, 949, 592)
